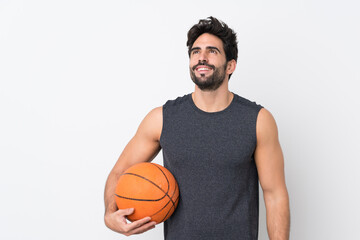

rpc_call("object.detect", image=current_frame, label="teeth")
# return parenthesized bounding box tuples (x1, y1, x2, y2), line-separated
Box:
(198, 67, 210, 71)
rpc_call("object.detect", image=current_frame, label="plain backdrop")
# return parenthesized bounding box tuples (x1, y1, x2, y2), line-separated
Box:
(1, 0, 359, 239)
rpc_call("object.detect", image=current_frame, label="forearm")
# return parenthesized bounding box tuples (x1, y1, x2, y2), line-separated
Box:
(104, 171, 121, 215)
(264, 189, 290, 240)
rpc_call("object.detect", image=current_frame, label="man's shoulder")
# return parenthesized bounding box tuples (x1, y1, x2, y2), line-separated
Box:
(163, 93, 191, 108)
(232, 92, 263, 112)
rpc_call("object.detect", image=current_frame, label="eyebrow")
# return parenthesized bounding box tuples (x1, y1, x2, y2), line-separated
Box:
(190, 46, 222, 54)
(207, 46, 221, 53)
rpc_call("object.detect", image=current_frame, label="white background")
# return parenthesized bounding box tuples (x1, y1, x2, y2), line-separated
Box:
(1, 0, 359, 239)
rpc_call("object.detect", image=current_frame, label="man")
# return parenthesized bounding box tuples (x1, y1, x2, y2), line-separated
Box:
(104, 16, 290, 239)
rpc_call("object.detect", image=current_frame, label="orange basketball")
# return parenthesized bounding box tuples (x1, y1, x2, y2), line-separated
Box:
(115, 162, 179, 224)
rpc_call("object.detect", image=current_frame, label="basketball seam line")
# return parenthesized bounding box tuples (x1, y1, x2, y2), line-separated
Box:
(151, 164, 178, 222)
(150, 180, 179, 220)
(115, 172, 168, 201)
(158, 183, 180, 222)
(115, 163, 178, 222)
(152, 164, 173, 204)
(161, 194, 180, 222)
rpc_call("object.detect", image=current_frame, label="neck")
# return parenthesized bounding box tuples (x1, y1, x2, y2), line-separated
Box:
(192, 82, 233, 113)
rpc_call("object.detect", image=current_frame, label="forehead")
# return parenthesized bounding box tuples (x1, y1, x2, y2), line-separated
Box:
(192, 33, 224, 51)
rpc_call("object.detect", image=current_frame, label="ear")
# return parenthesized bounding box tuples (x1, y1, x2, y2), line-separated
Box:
(226, 59, 237, 75)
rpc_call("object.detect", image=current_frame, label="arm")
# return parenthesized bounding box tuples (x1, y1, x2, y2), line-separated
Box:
(104, 107, 163, 236)
(255, 108, 290, 240)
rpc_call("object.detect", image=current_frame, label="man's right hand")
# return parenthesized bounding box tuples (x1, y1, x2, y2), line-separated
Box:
(104, 208, 157, 236)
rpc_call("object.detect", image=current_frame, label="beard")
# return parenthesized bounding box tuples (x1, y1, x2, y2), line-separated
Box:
(190, 62, 227, 91)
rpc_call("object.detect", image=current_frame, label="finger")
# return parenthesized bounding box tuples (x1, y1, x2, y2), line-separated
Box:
(116, 208, 134, 216)
(126, 216, 152, 230)
(122, 216, 152, 233)
(119, 216, 127, 225)
(127, 221, 157, 235)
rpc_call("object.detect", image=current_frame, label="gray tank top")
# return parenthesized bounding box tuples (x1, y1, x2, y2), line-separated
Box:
(160, 93, 263, 240)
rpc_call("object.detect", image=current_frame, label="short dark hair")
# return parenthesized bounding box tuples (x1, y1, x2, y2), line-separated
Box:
(187, 16, 238, 63)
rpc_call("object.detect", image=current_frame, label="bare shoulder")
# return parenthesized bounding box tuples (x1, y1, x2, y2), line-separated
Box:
(142, 106, 163, 130)
(136, 106, 163, 142)
(146, 106, 163, 121)
(256, 108, 279, 144)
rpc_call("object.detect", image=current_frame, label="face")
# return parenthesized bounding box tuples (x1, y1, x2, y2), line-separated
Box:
(189, 33, 228, 91)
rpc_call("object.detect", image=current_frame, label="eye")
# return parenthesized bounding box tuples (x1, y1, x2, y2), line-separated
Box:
(192, 50, 200, 55)
(209, 49, 217, 54)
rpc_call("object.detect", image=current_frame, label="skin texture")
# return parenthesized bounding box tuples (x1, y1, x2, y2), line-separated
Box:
(104, 33, 290, 239)
(104, 108, 162, 235)
(255, 109, 290, 239)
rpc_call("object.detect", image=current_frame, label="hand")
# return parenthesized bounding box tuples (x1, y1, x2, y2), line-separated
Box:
(104, 208, 156, 236)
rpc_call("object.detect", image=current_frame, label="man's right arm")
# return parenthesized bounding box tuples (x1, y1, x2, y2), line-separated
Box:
(104, 106, 163, 236)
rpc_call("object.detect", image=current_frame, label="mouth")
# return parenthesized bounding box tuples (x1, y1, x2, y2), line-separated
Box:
(193, 64, 215, 75)
(196, 66, 212, 74)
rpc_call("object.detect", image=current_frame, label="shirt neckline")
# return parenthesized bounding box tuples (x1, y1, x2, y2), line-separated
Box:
(188, 92, 236, 115)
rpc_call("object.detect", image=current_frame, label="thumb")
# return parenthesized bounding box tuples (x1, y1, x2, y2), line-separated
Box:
(119, 208, 134, 216)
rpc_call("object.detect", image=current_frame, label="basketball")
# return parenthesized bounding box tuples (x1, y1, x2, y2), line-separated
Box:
(115, 162, 179, 224)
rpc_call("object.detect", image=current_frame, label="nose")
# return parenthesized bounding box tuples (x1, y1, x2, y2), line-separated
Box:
(198, 59, 207, 65)
(198, 51, 208, 63)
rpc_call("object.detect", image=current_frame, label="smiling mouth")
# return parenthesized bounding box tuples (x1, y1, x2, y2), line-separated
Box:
(195, 66, 213, 76)
(192, 63, 215, 71)
(196, 67, 212, 71)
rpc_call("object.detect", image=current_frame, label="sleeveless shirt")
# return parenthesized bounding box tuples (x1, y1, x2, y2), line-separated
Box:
(160, 93, 263, 240)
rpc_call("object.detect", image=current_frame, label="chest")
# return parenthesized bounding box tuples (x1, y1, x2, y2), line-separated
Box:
(161, 112, 257, 170)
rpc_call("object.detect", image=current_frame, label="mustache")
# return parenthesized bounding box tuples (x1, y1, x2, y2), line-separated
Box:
(192, 62, 215, 71)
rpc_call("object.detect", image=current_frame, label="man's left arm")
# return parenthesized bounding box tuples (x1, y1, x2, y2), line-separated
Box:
(255, 108, 290, 240)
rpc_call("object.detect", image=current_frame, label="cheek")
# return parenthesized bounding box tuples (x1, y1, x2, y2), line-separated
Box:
(189, 59, 197, 69)
(190, 54, 200, 63)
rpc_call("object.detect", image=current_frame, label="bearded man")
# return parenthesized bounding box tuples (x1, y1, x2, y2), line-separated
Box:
(104, 16, 290, 240)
